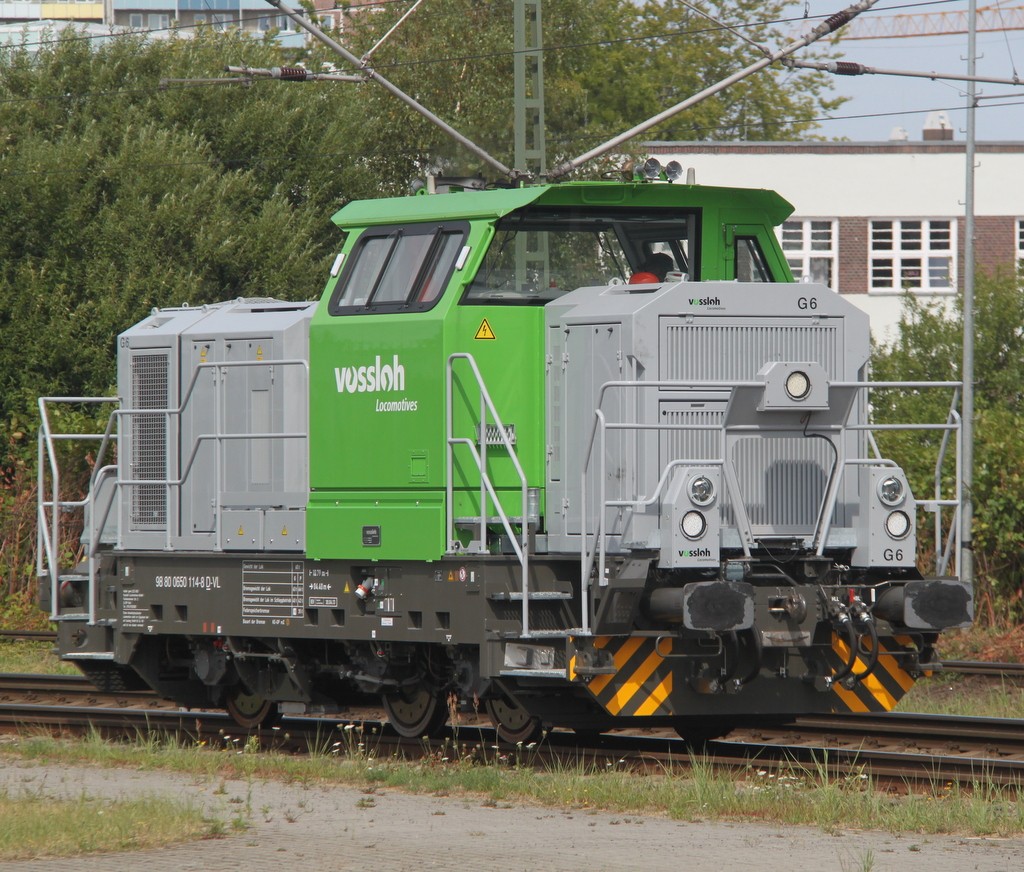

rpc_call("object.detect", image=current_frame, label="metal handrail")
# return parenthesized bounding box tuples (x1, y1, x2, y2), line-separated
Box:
(83, 464, 118, 624)
(37, 396, 120, 623)
(580, 377, 963, 593)
(37, 357, 310, 626)
(446, 353, 531, 634)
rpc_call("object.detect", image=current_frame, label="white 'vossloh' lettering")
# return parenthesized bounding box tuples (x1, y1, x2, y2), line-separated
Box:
(334, 355, 406, 394)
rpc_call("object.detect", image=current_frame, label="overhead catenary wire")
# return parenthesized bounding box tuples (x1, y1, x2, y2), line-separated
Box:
(0, 1, 965, 71)
(3, 92, 1023, 183)
(787, 57, 1024, 86)
(261, 0, 516, 179)
(2, 0, 1021, 176)
(548, 0, 885, 179)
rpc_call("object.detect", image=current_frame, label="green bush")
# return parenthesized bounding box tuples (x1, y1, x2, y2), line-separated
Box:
(872, 271, 1024, 623)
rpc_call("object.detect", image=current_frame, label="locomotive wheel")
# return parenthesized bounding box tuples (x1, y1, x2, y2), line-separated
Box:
(225, 688, 279, 729)
(485, 695, 543, 745)
(382, 685, 448, 738)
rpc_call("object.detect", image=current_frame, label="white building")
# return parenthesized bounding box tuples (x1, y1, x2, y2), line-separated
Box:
(0, 0, 312, 47)
(649, 121, 1024, 340)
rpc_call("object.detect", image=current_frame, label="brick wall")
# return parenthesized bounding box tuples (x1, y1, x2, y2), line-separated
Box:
(837, 217, 869, 295)
(967, 216, 1017, 285)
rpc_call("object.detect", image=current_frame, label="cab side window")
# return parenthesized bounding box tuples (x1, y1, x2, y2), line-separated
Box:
(329, 223, 468, 314)
(735, 236, 773, 282)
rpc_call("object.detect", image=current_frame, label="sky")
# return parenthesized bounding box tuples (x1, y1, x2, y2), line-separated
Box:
(784, 1, 1024, 141)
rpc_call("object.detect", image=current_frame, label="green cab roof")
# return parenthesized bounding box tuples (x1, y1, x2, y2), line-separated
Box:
(331, 181, 794, 228)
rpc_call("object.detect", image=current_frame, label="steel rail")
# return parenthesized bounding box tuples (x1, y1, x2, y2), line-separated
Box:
(4, 691, 1024, 786)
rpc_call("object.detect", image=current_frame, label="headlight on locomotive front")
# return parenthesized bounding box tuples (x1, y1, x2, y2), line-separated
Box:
(859, 468, 917, 568)
(662, 468, 720, 568)
(877, 475, 905, 506)
(885, 510, 911, 539)
(680, 510, 707, 540)
(784, 369, 811, 401)
(688, 475, 715, 507)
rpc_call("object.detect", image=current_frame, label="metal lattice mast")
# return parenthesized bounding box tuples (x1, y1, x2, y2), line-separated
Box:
(513, 0, 549, 293)
(513, 0, 546, 176)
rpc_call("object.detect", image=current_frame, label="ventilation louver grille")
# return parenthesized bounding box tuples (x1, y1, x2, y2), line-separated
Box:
(662, 322, 839, 382)
(130, 353, 169, 529)
(659, 321, 847, 533)
(478, 423, 516, 447)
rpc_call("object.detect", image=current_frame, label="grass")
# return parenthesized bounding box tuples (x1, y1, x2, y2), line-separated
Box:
(0, 792, 221, 860)
(896, 673, 1024, 718)
(2, 726, 1024, 839)
(0, 640, 79, 675)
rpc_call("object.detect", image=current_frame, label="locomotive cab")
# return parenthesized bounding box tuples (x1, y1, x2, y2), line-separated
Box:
(306, 181, 792, 564)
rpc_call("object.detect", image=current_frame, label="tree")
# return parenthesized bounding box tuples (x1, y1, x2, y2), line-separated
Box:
(0, 9, 843, 599)
(338, 0, 844, 174)
(871, 271, 1024, 622)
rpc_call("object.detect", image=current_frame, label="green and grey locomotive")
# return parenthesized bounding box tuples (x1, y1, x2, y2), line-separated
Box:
(39, 171, 972, 740)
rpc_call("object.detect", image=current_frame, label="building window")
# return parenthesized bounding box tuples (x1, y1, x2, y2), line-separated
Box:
(213, 13, 235, 31)
(870, 219, 954, 293)
(779, 219, 837, 288)
(194, 14, 206, 26)
(1017, 219, 1024, 267)
(148, 14, 170, 31)
(129, 13, 143, 28)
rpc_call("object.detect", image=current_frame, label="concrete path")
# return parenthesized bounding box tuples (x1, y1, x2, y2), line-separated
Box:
(0, 760, 1021, 871)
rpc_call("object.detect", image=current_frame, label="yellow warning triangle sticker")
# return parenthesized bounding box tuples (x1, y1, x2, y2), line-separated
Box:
(475, 319, 496, 340)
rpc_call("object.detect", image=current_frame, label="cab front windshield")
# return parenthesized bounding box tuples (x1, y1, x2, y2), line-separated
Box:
(464, 206, 697, 303)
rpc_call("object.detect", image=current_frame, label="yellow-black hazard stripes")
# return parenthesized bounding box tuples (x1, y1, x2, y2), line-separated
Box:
(827, 633, 917, 713)
(572, 632, 921, 718)
(574, 636, 677, 717)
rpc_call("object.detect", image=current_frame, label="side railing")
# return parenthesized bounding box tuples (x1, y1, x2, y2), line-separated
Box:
(445, 353, 533, 635)
(38, 396, 121, 624)
(580, 377, 963, 619)
(37, 358, 309, 627)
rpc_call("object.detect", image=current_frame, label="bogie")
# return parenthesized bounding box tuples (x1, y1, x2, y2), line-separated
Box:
(382, 685, 450, 739)
(225, 688, 280, 730)
(484, 692, 544, 746)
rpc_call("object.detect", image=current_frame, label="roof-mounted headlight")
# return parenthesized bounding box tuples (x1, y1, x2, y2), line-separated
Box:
(642, 157, 662, 180)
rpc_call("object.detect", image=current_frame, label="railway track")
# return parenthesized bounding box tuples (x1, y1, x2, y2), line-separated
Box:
(2, 671, 1024, 786)
(0, 630, 59, 642)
